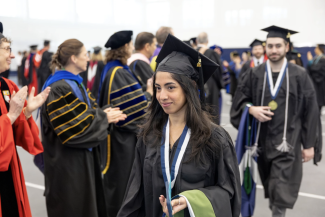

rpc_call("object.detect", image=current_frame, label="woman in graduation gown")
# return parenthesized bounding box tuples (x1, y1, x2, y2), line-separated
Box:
(117, 34, 241, 217)
(98, 31, 153, 217)
(0, 24, 51, 217)
(40, 39, 127, 217)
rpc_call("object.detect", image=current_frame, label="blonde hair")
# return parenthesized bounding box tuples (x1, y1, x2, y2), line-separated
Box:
(0, 37, 11, 46)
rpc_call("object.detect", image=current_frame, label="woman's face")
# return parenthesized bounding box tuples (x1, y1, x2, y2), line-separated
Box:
(73, 46, 89, 72)
(0, 42, 15, 73)
(155, 72, 187, 115)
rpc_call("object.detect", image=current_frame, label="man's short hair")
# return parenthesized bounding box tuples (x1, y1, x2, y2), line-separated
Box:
(135, 32, 155, 51)
(156, 27, 173, 44)
(197, 32, 208, 44)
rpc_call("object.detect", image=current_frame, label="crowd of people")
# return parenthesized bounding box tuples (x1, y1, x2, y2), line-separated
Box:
(0, 20, 324, 217)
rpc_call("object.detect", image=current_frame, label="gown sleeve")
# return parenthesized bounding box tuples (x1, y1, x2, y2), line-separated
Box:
(0, 80, 44, 171)
(175, 127, 241, 217)
(105, 68, 149, 133)
(46, 82, 109, 148)
(230, 69, 254, 129)
(116, 138, 146, 217)
(300, 71, 319, 149)
(0, 115, 15, 171)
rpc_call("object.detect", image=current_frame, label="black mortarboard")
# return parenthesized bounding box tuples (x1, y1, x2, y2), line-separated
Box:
(0, 22, 4, 40)
(105, 30, 133, 50)
(93, 46, 102, 54)
(44, 40, 50, 46)
(30, 45, 38, 50)
(249, 39, 264, 48)
(317, 44, 325, 51)
(190, 37, 197, 45)
(232, 51, 240, 57)
(156, 34, 219, 104)
(183, 40, 191, 46)
(262, 25, 298, 42)
(286, 50, 301, 60)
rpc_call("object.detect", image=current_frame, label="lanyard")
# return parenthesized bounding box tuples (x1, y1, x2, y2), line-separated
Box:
(161, 119, 191, 217)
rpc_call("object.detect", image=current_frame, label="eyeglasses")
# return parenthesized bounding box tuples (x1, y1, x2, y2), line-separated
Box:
(0, 47, 12, 54)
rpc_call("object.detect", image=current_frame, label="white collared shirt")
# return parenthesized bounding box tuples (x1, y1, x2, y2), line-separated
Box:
(253, 56, 264, 66)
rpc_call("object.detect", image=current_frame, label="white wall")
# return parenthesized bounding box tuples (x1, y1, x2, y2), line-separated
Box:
(1, 0, 325, 69)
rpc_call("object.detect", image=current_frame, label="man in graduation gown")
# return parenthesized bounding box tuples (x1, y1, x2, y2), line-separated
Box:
(24, 45, 39, 96)
(307, 44, 325, 111)
(98, 31, 153, 217)
(196, 32, 224, 124)
(231, 26, 319, 217)
(150, 26, 174, 71)
(35, 40, 53, 93)
(0, 27, 51, 217)
(240, 39, 268, 77)
(128, 32, 156, 91)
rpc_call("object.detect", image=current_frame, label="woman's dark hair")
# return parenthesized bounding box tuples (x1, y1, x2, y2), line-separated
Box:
(139, 72, 220, 164)
(50, 39, 84, 72)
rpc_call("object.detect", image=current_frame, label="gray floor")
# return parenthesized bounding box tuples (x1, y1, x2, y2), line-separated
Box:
(12, 74, 325, 217)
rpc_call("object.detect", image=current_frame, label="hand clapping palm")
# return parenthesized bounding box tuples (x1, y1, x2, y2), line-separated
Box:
(25, 87, 51, 116)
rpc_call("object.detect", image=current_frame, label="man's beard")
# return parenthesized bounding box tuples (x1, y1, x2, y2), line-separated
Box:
(254, 53, 263, 59)
(268, 52, 286, 63)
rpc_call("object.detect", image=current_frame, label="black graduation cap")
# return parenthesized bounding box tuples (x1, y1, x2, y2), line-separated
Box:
(286, 50, 301, 60)
(0, 22, 4, 40)
(317, 44, 325, 52)
(232, 51, 240, 57)
(44, 40, 50, 46)
(93, 46, 102, 54)
(30, 45, 38, 50)
(183, 40, 191, 46)
(105, 30, 133, 50)
(249, 39, 264, 48)
(156, 34, 219, 104)
(262, 25, 298, 42)
(190, 37, 197, 45)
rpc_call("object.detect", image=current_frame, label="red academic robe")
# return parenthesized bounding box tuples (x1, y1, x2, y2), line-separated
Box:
(0, 78, 43, 217)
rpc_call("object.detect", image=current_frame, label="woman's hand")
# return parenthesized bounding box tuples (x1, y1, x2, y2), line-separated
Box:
(7, 86, 28, 124)
(104, 107, 127, 124)
(159, 195, 187, 216)
(25, 87, 51, 117)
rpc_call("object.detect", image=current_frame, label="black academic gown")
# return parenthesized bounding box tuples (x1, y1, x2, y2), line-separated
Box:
(307, 55, 325, 108)
(239, 61, 251, 79)
(117, 124, 241, 217)
(0, 69, 9, 79)
(129, 59, 154, 91)
(91, 60, 105, 99)
(197, 48, 224, 124)
(21, 57, 28, 86)
(41, 80, 109, 217)
(230, 63, 319, 209)
(79, 65, 88, 88)
(98, 65, 150, 217)
(37, 50, 53, 93)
